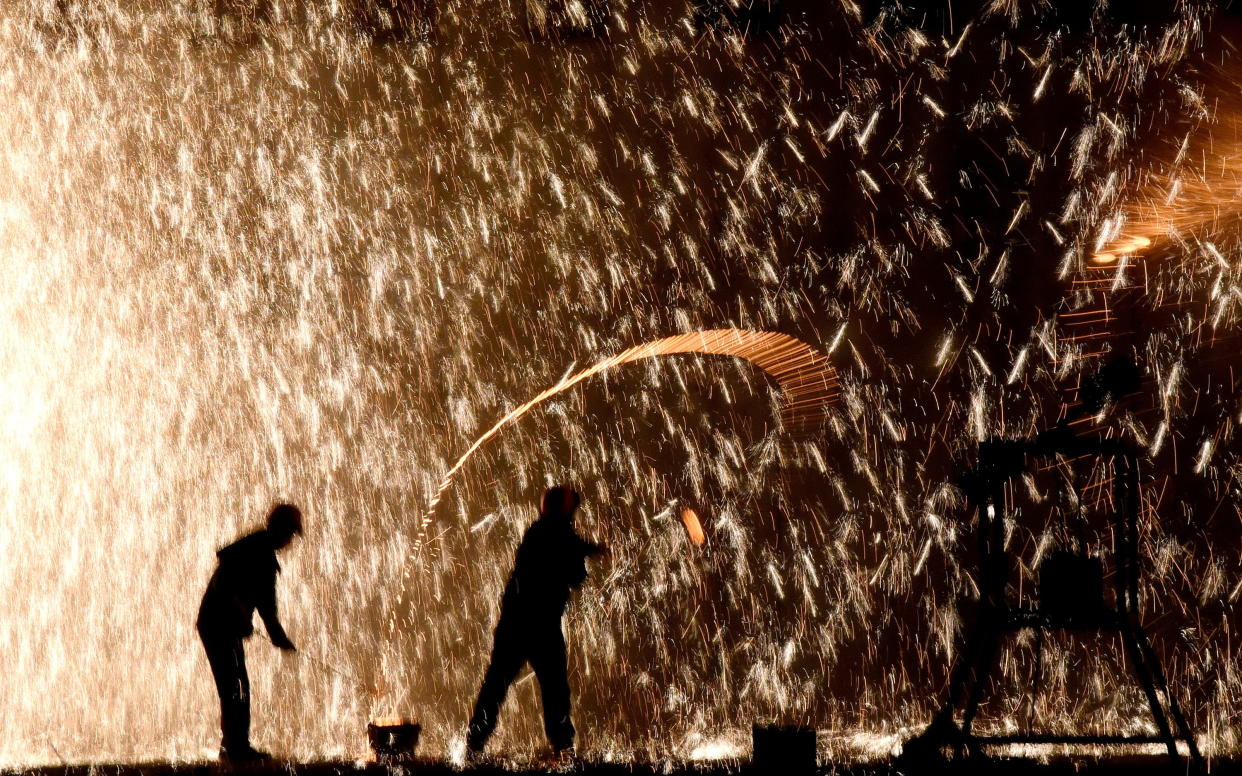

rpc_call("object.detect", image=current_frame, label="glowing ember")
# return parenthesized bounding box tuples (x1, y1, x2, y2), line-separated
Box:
(369, 717, 416, 728)
(679, 508, 706, 547)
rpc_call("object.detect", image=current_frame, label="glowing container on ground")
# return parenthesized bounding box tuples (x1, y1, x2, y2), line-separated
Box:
(367, 718, 421, 763)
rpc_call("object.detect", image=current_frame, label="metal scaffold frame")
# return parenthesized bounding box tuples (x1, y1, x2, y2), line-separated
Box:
(906, 426, 1202, 768)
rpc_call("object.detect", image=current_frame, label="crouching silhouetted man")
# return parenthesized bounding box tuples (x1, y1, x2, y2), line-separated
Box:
(466, 486, 605, 757)
(197, 504, 303, 762)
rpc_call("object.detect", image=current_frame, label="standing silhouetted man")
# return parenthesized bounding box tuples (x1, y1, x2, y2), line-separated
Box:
(197, 504, 302, 762)
(466, 486, 605, 756)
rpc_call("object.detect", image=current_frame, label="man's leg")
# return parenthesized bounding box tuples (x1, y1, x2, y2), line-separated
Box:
(466, 626, 526, 752)
(529, 627, 574, 752)
(231, 639, 251, 753)
(200, 631, 251, 755)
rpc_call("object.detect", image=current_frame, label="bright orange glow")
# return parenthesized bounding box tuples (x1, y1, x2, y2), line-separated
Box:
(370, 717, 417, 727)
(1092, 68, 1242, 263)
(1092, 235, 1150, 263)
(680, 507, 706, 546)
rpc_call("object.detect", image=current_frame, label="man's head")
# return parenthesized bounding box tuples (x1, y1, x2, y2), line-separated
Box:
(267, 503, 303, 549)
(540, 486, 580, 523)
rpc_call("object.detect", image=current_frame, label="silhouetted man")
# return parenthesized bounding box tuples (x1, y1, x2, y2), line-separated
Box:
(466, 486, 605, 756)
(197, 504, 302, 762)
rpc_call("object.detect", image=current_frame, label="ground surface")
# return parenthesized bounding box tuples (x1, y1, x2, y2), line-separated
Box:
(2, 754, 1232, 776)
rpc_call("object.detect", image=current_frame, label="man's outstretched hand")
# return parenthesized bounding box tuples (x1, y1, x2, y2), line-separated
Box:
(270, 634, 297, 652)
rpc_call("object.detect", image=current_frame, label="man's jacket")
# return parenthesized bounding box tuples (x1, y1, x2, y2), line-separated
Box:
(197, 529, 289, 643)
(498, 517, 602, 627)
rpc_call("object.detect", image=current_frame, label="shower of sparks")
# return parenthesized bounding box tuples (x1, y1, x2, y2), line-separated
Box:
(1092, 63, 1242, 266)
(411, 329, 837, 551)
(1, 0, 1242, 768)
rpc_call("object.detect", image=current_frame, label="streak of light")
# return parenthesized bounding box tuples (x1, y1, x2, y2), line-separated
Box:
(413, 329, 838, 551)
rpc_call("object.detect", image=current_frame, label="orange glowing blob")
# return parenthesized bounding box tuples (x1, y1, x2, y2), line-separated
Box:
(680, 507, 706, 546)
(370, 716, 415, 727)
(1092, 234, 1150, 263)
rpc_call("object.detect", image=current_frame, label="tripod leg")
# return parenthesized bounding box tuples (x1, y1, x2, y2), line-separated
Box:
(904, 615, 999, 760)
(1022, 628, 1044, 730)
(960, 620, 1002, 756)
(1133, 627, 1202, 766)
(1122, 624, 1178, 761)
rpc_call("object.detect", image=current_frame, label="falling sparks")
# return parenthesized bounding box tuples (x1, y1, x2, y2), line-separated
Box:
(0, 0, 1239, 768)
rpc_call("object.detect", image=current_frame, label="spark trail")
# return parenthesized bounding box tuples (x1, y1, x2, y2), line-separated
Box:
(412, 328, 838, 551)
(1093, 64, 1242, 265)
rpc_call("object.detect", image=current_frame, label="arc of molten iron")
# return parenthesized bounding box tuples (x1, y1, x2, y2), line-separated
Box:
(412, 328, 838, 552)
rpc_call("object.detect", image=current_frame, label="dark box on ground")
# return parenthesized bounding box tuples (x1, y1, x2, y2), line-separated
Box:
(751, 725, 816, 775)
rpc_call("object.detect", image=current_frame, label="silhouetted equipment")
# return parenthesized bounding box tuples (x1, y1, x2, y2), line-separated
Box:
(695, 0, 782, 36)
(751, 725, 816, 775)
(525, 0, 610, 41)
(1076, 353, 1142, 417)
(1038, 550, 1105, 622)
(905, 356, 1202, 767)
(367, 719, 420, 763)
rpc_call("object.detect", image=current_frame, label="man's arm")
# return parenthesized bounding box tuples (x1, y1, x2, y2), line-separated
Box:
(560, 533, 605, 589)
(578, 534, 606, 557)
(256, 561, 296, 651)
